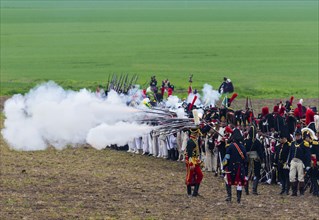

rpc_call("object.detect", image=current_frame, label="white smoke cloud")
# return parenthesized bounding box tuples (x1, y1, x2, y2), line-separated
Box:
(1, 81, 151, 151)
(186, 84, 220, 107)
(175, 108, 187, 118)
(202, 84, 221, 107)
(1, 81, 220, 151)
(165, 95, 180, 109)
(86, 122, 153, 150)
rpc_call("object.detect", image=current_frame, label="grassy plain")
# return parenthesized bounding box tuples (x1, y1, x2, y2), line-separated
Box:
(1, 0, 318, 98)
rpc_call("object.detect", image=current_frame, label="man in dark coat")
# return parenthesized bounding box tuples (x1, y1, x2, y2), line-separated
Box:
(274, 126, 290, 195)
(244, 125, 265, 195)
(218, 77, 234, 94)
(288, 128, 311, 196)
(223, 129, 248, 203)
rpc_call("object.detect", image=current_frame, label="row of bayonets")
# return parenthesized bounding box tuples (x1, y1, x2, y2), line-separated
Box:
(139, 108, 282, 142)
(106, 73, 139, 94)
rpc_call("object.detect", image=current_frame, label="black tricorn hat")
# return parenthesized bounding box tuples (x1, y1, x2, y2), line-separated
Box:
(310, 106, 317, 113)
(295, 128, 302, 136)
(303, 131, 312, 139)
(230, 129, 244, 143)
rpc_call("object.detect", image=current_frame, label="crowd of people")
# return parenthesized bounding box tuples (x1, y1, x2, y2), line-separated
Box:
(101, 75, 319, 203)
(121, 103, 319, 203)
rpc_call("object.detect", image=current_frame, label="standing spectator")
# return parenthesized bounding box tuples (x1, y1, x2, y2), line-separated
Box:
(218, 77, 234, 94)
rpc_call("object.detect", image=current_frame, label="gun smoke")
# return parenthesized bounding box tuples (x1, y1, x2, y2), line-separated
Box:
(1, 81, 220, 151)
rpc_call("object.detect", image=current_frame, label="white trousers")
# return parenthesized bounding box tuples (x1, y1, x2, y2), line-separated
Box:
(289, 158, 305, 182)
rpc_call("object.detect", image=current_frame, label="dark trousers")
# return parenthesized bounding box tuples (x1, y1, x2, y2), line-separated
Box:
(310, 168, 319, 195)
(254, 160, 261, 179)
(278, 164, 289, 192)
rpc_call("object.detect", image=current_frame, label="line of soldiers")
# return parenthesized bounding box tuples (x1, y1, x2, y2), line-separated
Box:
(188, 99, 319, 202)
(105, 89, 319, 203)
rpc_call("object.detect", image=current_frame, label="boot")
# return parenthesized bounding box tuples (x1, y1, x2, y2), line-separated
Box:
(279, 186, 286, 195)
(167, 150, 172, 160)
(312, 178, 319, 196)
(225, 185, 232, 202)
(286, 182, 290, 195)
(187, 185, 192, 196)
(291, 182, 297, 196)
(299, 182, 305, 195)
(170, 149, 175, 160)
(245, 182, 249, 195)
(252, 178, 259, 195)
(192, 183, 200, 197)
(173, 149, 178, 161)
(237, 190, 242, 203)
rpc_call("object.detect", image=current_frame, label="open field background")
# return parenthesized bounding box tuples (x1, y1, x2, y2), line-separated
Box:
(1, 114, 319, 219)
(1, 1, 318, 219)
(1, 0, 318, 98)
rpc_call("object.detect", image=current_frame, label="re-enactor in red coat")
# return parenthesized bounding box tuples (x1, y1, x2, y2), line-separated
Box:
(185, 128, 203, 197)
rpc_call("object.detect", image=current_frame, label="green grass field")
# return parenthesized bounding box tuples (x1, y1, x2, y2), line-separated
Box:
(1, 0, 318, 98)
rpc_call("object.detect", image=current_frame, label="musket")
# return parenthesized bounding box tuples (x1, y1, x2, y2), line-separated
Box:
(113, 73, 120, 92)
(249, 97, 256, 124)
(151, 107, 179, 115)
(124, 74, 136, 93)
(106, 73, 111, 92)
(259, 167, 274, 183)
(143, 110, 175, 117)
(118, 73, 126, 93)
(107, 73, 115, 91)
(154, 124, 197, 136)
(133, 74, 139, 86)
(119, 73, 126, 92)
(110, 74, 117, 91)
(303, 170, 311, 191)
(122, 73, 129, 93)
(116, 74, 124, 93)
(260, 133, 280, 142)
(201, 119, 225, 138)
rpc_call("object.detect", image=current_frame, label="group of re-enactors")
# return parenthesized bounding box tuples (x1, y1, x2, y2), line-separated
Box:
(125, 105, 319, 204)
(106, 76, 319, 203)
